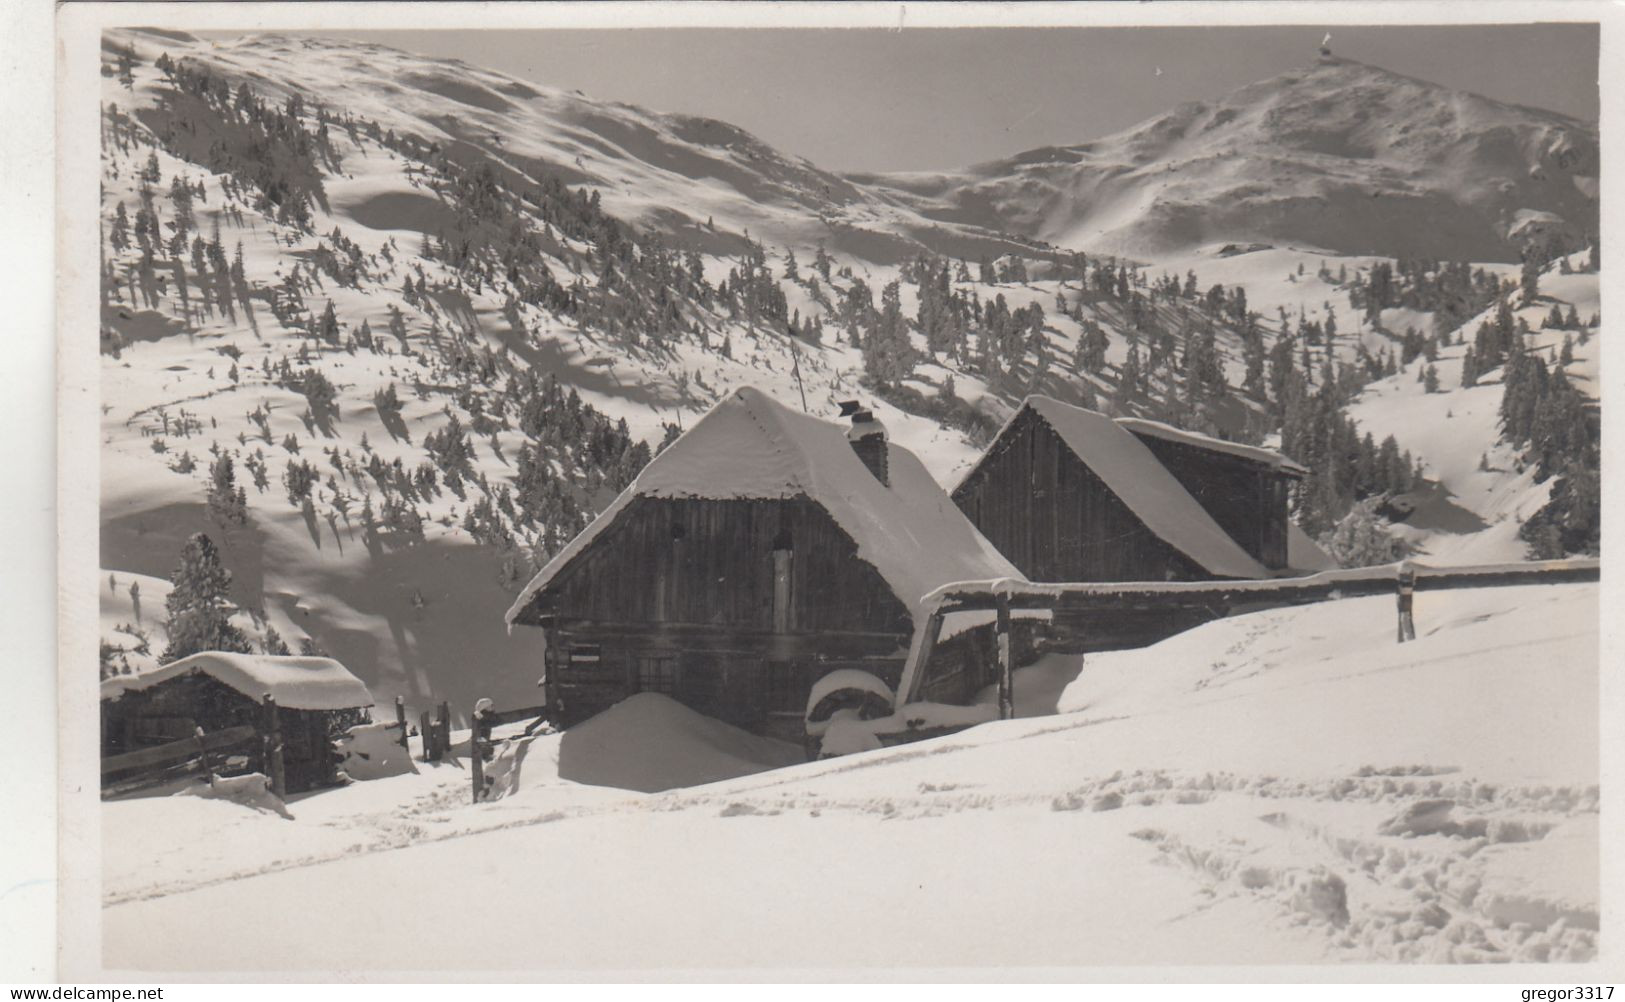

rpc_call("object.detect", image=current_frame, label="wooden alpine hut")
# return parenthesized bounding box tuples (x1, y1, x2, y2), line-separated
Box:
(101, 652, 374, 794)
(505, 386, 1033, 741)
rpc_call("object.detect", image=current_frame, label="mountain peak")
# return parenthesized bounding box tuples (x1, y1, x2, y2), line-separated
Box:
(863, 52, 1598, 262)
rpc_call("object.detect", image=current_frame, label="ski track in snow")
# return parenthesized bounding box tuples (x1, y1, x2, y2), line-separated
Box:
(104, 755, 1599, 965)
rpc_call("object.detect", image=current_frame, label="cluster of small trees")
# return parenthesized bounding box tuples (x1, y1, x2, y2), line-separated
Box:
(1283, 385, 1422, 537)
(1501, 351, 1594, 484)
(1346, 257, 1502, 333)
(150, 52, 335, 229)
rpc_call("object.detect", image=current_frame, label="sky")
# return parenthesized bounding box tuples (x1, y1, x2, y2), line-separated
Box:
(284, 24, 1598, 173)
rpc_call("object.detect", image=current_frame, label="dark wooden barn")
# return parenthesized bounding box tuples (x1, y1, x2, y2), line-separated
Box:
(949, 397, 1316, 653)
(952, 396, 1308, 584)
(101, 652, 374, 793)
(505, 387, 1031, 742)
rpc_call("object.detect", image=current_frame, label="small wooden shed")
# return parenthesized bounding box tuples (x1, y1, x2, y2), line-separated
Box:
(952, 396, 1306, 583)
(505, 387, 1031, 741)
(101, 652, 375, 793)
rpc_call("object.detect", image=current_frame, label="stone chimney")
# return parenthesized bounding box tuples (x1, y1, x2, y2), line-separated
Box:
(845, 406, 889, 486)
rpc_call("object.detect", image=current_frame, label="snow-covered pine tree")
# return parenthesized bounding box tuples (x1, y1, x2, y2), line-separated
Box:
(161, 533, 252, 662)
(260, 625, 292, 656)
(1317, 497, 1410, 568)
(206, 453, 247, 526)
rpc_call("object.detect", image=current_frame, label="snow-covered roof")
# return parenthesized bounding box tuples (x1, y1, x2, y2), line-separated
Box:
(967, 397, 1270, 580)
(1286, 522, 1339, 573)
(100, 652, 375, 711)
(507, 387, 1024, 625)
(1115, 417, 1309, 475)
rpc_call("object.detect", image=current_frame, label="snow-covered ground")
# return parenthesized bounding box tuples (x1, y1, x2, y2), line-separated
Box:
(102, 581, 1598, 971)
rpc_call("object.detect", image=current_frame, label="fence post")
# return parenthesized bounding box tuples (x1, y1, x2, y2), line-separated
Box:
(264, 693, 286, 798)
(437, 701, 450, 760)
(470, 728, 484, 805)
(395, 696, 409, 752)
(1396, 563, 1417, 643)
(419, 710, 434, 761)
(996, 592, 1013, 721)
(194, 726, 211, 781)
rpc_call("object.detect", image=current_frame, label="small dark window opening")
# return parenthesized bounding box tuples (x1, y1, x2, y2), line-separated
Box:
(771, 526, 793, 552)
(637, 656, 678, 695)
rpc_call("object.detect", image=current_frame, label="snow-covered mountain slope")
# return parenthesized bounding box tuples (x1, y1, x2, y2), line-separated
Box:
(132, 30, 1045, 267)
(855, 55, 1598, 262)
(102, 581, 1598, 968)
(1347, 253, 1600, 563)
(99, 28, 1041, 714)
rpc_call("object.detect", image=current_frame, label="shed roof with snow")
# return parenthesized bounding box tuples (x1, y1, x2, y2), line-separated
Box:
(100, 652, 375, 711)
(1115, 416, 1309, 476)
(507, 386, 1023, 625)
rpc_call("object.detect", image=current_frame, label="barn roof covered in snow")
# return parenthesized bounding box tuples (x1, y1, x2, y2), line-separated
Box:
(961, 396, 1270, 580)
(1286, 521, 1339, 573)
(507, 387, 1024, 625)
(1115, 416, 1309, 475)
(100, 652, 375, 711)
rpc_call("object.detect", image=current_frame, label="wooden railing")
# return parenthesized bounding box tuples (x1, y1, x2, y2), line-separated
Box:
(906, 558, 1600, 712)
(101, 723, 260, 797)
(101, 723, 258, 776)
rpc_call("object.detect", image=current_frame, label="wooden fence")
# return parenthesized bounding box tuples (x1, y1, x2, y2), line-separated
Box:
(469, 702, 550, 804)
(910, 558, 1601, 714)
(101, 723, 260, 798)
(103, 690, 556, 800)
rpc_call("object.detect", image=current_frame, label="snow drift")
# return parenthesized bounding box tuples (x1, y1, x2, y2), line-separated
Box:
(555, 693, 805, 793)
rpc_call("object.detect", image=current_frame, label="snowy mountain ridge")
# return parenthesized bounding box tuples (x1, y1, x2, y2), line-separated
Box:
(855, 55, 1599, 262)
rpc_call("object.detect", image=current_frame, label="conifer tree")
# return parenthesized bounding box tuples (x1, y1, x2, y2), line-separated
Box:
(110, 202, 130, 252)
(318, 300, 340, 344)
(260, 625, 292, 657)
(1520, 256, 1541, 302)
(161, 533, 252, 662)
(206, 454, 247, 526)
(1318, 497, 1409, 568)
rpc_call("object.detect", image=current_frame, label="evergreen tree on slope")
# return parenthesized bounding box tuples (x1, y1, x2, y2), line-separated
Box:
(161, 532, 252, 663)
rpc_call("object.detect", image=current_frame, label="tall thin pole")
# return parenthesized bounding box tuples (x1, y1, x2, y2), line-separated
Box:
(788, 331, 809, 412)
(996, 593, 1013, 721)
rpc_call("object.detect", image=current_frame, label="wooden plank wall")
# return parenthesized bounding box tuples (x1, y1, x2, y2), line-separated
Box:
(1130, 434, 1291, 569)
(535, 496, 913, 635)
(952, 408, 1204, 583)
(530, 495, 924, 732)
